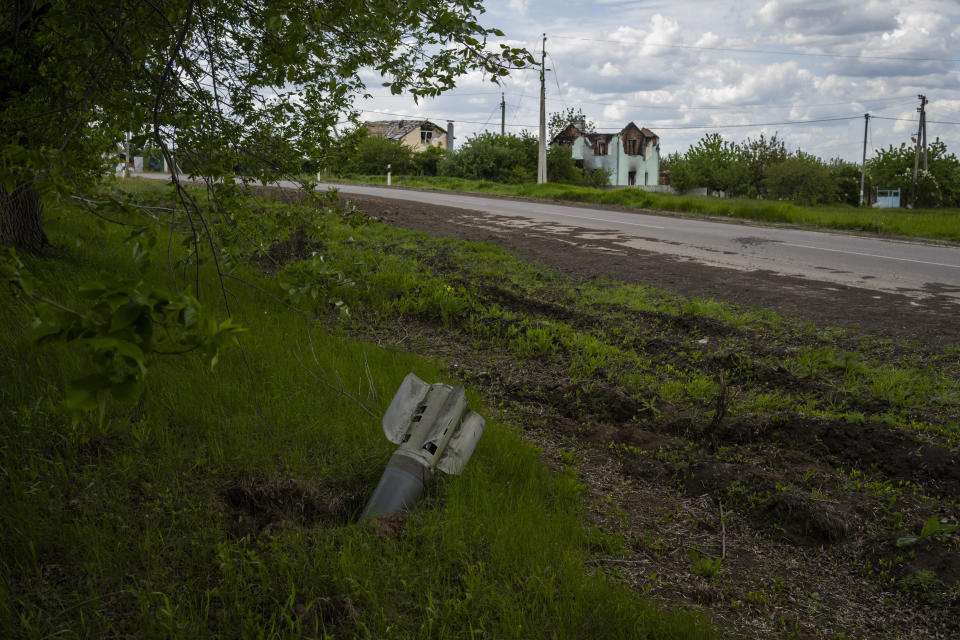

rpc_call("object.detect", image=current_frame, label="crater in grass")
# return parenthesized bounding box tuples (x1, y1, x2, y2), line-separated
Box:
(218, 473, 363, 536)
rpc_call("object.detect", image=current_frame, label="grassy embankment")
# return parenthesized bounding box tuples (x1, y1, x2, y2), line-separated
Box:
(326, 173, 960, 243)
(302, 174, 960, 637)
(288, 175, 960, 632)
(6, 178, 959, 638)
(0, 183, 716, 638)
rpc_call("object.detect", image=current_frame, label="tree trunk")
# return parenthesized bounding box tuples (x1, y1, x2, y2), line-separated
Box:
(0, 183, 48, 252)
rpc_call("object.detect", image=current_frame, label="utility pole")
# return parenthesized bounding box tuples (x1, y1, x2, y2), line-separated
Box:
(125, 131, 132, 178)
(911, 94, 926, 208)
(921, 96, 928, 171)
(859, 113, 869, 207)
(537, 33, 547, 184)
(500, 92, 506, 136)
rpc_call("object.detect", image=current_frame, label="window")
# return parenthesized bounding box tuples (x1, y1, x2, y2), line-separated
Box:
(628, 170, 636, 186)
(625, 139, 638, 155)
(420, 129, 433, 144)
(595, 140, 608, 155)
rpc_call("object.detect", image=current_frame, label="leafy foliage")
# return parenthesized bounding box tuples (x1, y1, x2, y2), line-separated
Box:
(867, 140, 960, 207)
(828, 158, 866, 206)
(548, 107, 595, 139)
(1, 0, 533, 192)
(664, 131, 960, 208)
(667, 133, 741, 194)
(1, 0, 533, 414)
(440, 132, 538, 183)
(764, 152, 837, 205)
(436, 132, 608, 186)
(896, 515, 960, 548)
(738, 134, 787, 198)
(412, 144, 448, 177)
(3, 245, 243, 423)
(342, 132, 416, 176)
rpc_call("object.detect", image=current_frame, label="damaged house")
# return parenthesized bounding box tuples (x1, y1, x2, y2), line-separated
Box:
(550, 121, 660, 187)
(362, 120, 449, 152)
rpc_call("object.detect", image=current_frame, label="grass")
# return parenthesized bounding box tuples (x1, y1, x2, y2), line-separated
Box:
(322, 173, 960, 243)
(0, 189, 717, 638)
(338, 198, 960, 442)
(12, 178, 960, 636)
(293, 207, 960, 440)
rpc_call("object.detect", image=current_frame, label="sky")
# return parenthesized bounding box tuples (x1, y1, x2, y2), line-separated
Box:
(353, 0, 960, 162)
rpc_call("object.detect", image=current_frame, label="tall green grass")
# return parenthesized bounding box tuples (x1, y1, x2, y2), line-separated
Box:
(324, 173, 960, 243)
(0, 193, 716, 638)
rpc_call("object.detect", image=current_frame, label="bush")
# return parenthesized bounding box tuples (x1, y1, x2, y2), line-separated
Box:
(764, 153, 837, 205)
(348, 134, 414, 175)
(868, 140, 960, 207)
(438, 133, 610, 187)
(412, 144, 446, 177)
(829, 159, 866, 206)
(440, 132, 537, 183)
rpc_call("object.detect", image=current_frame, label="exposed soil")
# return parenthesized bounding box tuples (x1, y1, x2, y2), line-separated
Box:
(330, 190, 960, 350)
(252, 184, 960, 639)
(219, 473, 363, 537)
(383, 316, 960, 639)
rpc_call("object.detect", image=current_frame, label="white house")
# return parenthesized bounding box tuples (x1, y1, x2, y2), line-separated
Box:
(551, 121, 660, 187)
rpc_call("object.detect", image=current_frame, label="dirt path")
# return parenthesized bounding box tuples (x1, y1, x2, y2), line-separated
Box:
(346, 192, 959, 350)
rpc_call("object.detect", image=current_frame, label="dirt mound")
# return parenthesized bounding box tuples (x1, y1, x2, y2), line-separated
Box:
(219, 473, 361, 536)
(714, 417, 960, 497)
(249, 228, 325, 273)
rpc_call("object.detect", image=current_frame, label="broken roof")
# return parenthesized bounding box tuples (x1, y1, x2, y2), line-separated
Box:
(363, 120, 446, 141)
(550, 122, 658, 146)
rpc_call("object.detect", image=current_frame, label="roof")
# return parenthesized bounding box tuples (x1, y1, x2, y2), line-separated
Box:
(363, 120, 446, 141)
(550, 121, 658, 146)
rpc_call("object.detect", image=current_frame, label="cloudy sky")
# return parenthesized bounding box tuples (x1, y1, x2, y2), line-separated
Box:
(354, 0, 960, 162)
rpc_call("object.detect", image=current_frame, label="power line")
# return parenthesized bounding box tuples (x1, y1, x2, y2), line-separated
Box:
(543, 95, 913, 112)
(549, 35, 960, 63)
(360, 109, 867, 131)
(510, 83, 527, 125)
(479, 102, 501, 131)
(359, 86, 914, 113)
(361, 109, 533, 128)
(546, 53, 568, 114)
(596, 115, 863, 131)
(872, 116, 960, 126)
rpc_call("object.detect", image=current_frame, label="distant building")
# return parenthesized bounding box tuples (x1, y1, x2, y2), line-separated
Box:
(362, 120, 448, 152)
(551, 121, 660, 187)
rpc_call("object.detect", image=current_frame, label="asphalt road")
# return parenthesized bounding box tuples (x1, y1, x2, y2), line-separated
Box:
(312, 182, 960, 303)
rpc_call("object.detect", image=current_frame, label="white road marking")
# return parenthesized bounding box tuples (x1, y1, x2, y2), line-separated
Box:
(783, 243, 960, 269)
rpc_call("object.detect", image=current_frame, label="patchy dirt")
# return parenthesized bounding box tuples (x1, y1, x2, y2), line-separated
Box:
(219, 473, 362, 537)
(388, 317, 960, 639)
(334, 191, 960, 350)
(294, 595, 362, 628)
(251, 184, 960, 638)
(249, 227, 325, 275)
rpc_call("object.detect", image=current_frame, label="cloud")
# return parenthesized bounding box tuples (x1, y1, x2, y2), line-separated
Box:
(823, 11, 958, 77)
(506, 0, 530, 17)
(353, 0, 960, 161)
(754, 0, 897, 37)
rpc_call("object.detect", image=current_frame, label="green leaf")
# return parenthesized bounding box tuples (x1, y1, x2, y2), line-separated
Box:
(921, 516, 942, 538)
(266, 14, 284, 33)
(110, 302, 142, 332)
(896, 536, 919, 548)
